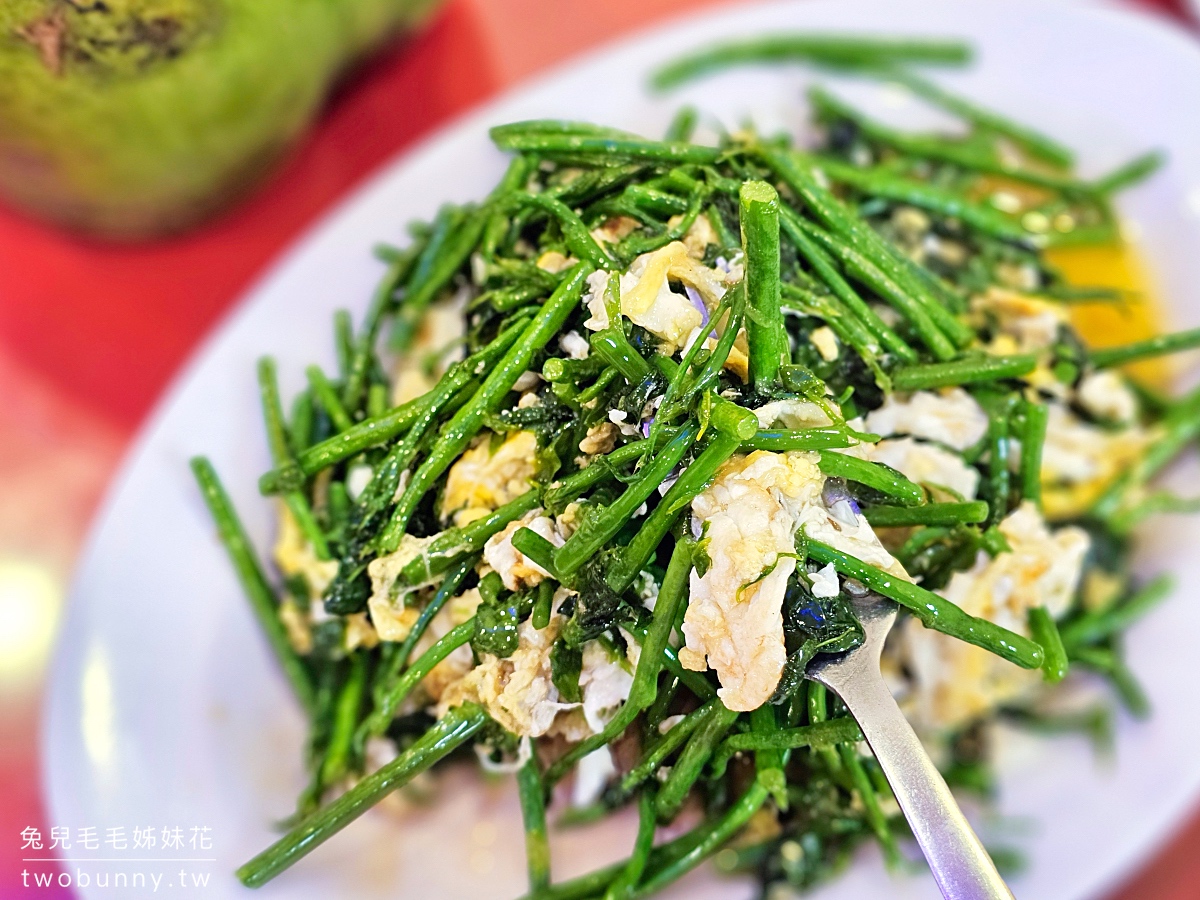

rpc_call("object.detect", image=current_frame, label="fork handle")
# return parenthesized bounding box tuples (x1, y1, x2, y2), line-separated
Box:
(829, 672, 1015, 899)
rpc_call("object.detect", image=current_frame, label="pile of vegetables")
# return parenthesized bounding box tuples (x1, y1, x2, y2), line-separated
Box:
(192, 34, 1200, 898)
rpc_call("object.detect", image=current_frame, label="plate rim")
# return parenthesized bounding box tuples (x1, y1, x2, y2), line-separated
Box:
(42, 2, 1200, 898)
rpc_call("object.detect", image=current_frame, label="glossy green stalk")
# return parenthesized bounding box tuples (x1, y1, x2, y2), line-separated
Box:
(191, 457, 314, 713)
(749, 705, 787, 806)
(542, 438, 656, 511)
(334, 311, 354, 378)
(1094, 385, 1200, 520)
(591, 327, 652, 382)
(792, 217, 956, 360)
(1027, 607, 1068, 684)
(709, 396, 759, 440)
(655, 701, 739, 820)
(319, 654, 367, 787)
(981, 393, 1017, 526)
(664, 105, 698, 142)
(891, 354, 1037, 391)
(1070, 644, 1150, 718)
(1092, 151, 1165, 195)
(513, 192, 614, 271)
(260, 394, 429, 493)
(237, 704, 487, 888)
(885, 69, 1073, 168)
(603, 790, 658, 900)
(517, 755, 551, 896)
(712, 717, 862, 775)
(257, 358, 330, 560)
(342, 250, 415, 412)
(840, 743, 900, 866)
(306, 364, 354, 433)
(381, 265, 592, 550)
(511, 527, 558, 578)
(779, 206, 912, 361)
(288, 391, 314, 457)
(607, 431, 742, 592)
(817, 451, 924, 506)
(546, 540, 695, 785)
(1020, 399, 1049, 507)
(575, 367, 621, 404)
(391, 206, 489, 351)
(815, 156, 1031, 242)
(740, 180, 786, 387)
(863, 501, 988, 527)
(491, 122, 721, 165)
(808, 539, 1044, 669)
(743, 428, 857, 452)
(806, 681, 842, 772)
(553, 425, 698, 579)
(807, 86, 1089, 194)
(1089, 326, 1200, 369)
(780, 285, 891, 386)
(260, 223, 531, 484)
(619, 700, 716, 795)
(765, 147, 970, 351)
(688, 283, 747, 396)
(361, 619, 477, 740)
(650, 35, 971, 89)
(1060, 575, 1173, 648)
(532, 580, 554, 630)
(632, 780, 769, 897)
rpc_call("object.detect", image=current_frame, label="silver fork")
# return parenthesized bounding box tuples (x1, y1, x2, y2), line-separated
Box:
(808, 593, 1016, 900)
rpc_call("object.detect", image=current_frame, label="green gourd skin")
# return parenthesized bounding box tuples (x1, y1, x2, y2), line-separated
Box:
(0, 0, 441, 238)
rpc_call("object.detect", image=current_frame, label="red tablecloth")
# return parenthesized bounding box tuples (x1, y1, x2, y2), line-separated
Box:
(1, 0, 1196, 897)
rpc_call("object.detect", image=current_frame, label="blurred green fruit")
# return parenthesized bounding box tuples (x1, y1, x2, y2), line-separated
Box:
(0, 0, 442, 238)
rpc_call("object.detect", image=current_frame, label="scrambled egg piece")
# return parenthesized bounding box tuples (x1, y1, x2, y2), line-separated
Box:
(680, 451, 906, 712)
(278, 599, 313, 654)
(579, 637, 636, 733)
(809, 562, 840, 599)
(1041, 404, 1151, 518)
(274, 504, 339, 598)
(536, 250, 577, 273)
(572, 746, 617, 808)
(439, 616, 637, 739)
(972, 286, 1066, 352)
(677, 213, 721, 260)
(590, 215, 641, 246)
(344, 612, 380, 651)
(864, 389, 989, 451)
(897, 502, 1089, 733)
(442, 431, 539, 526)
(367, 533, 438, 640)
(753, 398, 833, 430)
(368, 600, 419, 643)
(483, 510, 569, 591)
(843, 438, 980, 500)
(810, 326, 839, 362)
(559, 330, 590, 359)
(412, 587, 483, 703)
(583, 241, 734, 353)
(440, 616, 571, 737)
(579, 421, 619, 456)
(1077, 370, 1139, 424)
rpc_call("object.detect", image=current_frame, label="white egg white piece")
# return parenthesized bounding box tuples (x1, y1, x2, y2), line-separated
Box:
(898, 502, 1090, 733)
(680, 451, 905, 712)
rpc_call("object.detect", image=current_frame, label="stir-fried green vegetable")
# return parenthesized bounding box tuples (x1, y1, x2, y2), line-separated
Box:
(192, 31, 1200, 900)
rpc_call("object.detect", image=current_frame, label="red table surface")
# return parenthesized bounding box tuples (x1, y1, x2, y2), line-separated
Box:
(1, 0, 1197, 897)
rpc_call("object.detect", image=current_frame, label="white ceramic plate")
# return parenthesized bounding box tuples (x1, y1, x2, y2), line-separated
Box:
(44, 1, 1200, 898)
